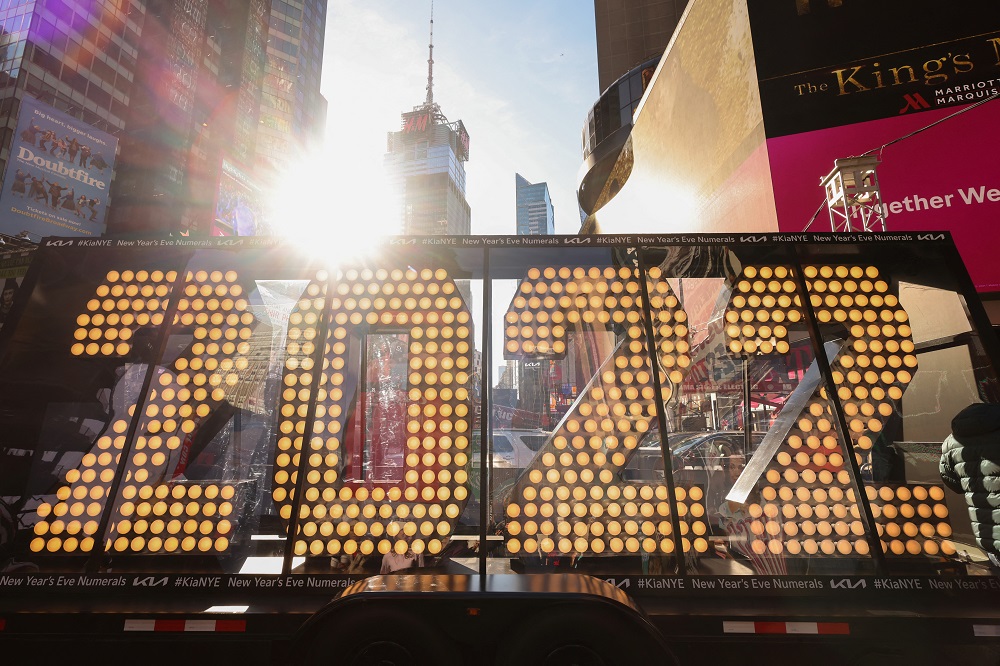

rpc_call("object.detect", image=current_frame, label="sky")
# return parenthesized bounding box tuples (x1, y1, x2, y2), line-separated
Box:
(321, 0, 599, 237)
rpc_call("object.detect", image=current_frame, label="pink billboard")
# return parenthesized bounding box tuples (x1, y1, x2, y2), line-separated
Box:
(767, 102, 1000, 291)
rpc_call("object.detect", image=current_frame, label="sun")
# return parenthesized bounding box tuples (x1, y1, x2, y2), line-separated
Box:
(265, 148, 401, 269)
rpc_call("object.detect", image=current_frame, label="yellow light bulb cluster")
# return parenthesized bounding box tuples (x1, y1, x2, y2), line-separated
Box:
(72, 269, 176, 357)
(645, 264, 693, 398)
(866, 484, 955, 557)
(30, 428, 128, 553)
(505, 265, 690, 402)
(506, 485, 709, 556)
(109, 483, 236, 554)
(749, 479, 869, 556)
(273, 267, 473, 558)
(803, 265, 916, 457)
(36, 268, 255, 554)
(503, 265, 702, 555)
(724, 264, 916, 557)
(724, 265, 799, 355)
(504, 266, 633, 359)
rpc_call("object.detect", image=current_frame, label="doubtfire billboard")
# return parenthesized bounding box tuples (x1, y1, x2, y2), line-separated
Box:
(1, 96, 117, 240)
(748, 0, 1000, 291)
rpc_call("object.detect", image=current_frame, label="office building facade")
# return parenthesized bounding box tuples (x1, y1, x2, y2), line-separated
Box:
(594, 0, 689, 93)
(0, 0, 141, 164)
(385, 106, 471, 236)
(515, 173, 554, 236)
(255, 0, 328, 178)
(580, 1, 689, 230)
(107, 0, 278, 237)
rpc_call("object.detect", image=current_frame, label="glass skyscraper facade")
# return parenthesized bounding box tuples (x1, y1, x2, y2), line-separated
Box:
(255, 0, 328, 177)
(515, 173, 554, 236)
(109, 0, 273, 236)
(384, 107, 471, 236)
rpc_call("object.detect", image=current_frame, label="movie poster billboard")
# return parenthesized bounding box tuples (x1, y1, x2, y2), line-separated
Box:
(212, 158, 268, 236)
(0, 97, 117, 240)
(747, 0, 1000, 291)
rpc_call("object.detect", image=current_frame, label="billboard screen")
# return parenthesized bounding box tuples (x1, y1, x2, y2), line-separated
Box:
(747, 0, 1000, 291)
(768, 106, 1000, 290)
(748, 0, 1000, 137)
(0, 97, 117, 240)
(212, 158, 268, 236)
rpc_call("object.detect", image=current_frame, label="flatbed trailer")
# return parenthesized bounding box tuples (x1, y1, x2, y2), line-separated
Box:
(2, 234, 1000, 664)
(2, 571, 1000, 664)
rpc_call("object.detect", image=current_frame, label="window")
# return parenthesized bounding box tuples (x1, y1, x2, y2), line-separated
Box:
(492, 436, 513, 454)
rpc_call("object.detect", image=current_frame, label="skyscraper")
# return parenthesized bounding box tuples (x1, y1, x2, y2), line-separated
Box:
(515, 174, 554, 236)
(593, 0, 689, 92)
(0, 1, 140, 160)
(384, 9, 470, 236)
(108, 0, 275, 237)
(114, 0, 329, 237)
(254, 0, 328, 178)
(580, 1, 690, 228)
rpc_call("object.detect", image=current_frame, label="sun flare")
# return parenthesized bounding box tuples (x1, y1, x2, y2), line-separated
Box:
(266, 149, 400, 269)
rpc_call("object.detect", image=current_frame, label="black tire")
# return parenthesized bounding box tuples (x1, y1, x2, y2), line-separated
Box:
(495, 604, 676, 666)
(294, 605, 462, 666)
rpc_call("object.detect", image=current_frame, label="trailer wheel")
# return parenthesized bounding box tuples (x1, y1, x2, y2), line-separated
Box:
(295, 606, 461, 666)
(495, 604, 675, 666)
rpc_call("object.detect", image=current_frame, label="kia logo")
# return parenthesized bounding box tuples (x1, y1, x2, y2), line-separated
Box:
(604, 577, 630, 589)
(45, 240, 74, 247)
(133, 575, 169, 587)
(830, 578, 866, 589)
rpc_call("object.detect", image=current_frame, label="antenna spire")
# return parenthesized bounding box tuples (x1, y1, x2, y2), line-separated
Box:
(425, 0, 435, 106)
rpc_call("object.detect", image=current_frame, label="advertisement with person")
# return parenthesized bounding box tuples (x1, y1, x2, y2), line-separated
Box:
(0, 96, 117, 239)
(212, 158, 268, 236)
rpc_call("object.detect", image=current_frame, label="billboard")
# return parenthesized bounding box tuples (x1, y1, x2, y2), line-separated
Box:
(747, 0, 1000, 291)
(768, 107, 1000, 290)
(0, 96, 117, 239)
(212, 158, 268, 236)
(747, 0, 1000, 138)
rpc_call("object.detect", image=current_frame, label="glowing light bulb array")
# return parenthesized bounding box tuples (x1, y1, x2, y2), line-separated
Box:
(725, 264, 934, 557)
(274, 267, 474, 559)
(503, 265, 709, 556)
(867, 484, 955, 557)
(35, 269, 249, 554)
(72, 268, 174, 357)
